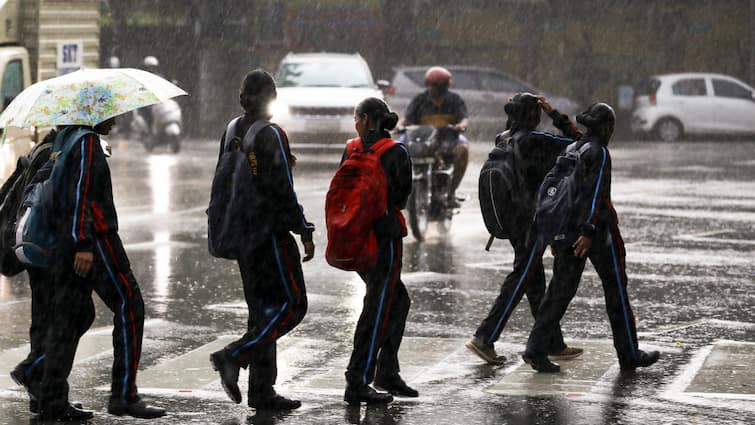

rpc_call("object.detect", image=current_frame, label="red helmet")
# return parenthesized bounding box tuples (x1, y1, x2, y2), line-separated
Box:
(424, 66, 452, 88)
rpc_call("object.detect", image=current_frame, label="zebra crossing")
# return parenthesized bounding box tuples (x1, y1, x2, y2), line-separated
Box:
(2, 321, 753, 412)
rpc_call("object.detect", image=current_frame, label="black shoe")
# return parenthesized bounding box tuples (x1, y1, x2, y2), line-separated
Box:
(373, 374, 419, 398)
(249, 392, 302, 411)
(210, 350, 241, 404)
(621, 350, 660, 371)
(9, 365, 28, 389)
(40, 403, 94, 421)
(522, 353, 560, 373)
(108, 397, 166, 419)
(344, 385, 393, 406)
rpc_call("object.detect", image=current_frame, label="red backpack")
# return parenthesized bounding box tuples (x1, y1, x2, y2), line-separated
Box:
(326, 137, 398, 271)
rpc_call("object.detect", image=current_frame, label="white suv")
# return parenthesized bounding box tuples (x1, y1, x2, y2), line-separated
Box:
(631, 72, 755, 141)
(270, 53, 389, 149)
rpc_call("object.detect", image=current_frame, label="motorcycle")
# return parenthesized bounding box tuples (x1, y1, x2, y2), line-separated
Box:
(130, 98, 183, 153)
(400, 125, 457, 241)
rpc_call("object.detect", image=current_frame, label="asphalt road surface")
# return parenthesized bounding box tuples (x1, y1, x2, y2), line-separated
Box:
(0, 137, 753, 424)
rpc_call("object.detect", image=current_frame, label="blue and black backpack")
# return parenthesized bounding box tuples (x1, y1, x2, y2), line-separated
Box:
(13, 127, 95, 268)
(534, 141, 591, 246)
(0, 138, 53, 276)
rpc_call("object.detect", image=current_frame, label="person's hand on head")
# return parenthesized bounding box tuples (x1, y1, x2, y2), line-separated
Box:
(537, 96, 553, 114)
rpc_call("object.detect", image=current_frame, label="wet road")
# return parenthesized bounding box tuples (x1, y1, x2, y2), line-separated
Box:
(1, 137, 754, 424)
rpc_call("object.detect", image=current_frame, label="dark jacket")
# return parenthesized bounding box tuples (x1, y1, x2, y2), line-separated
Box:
(60, 127, 117, 253)
(340, 130, 412, 240)
(572, 135, 618, 238)
(219, 113, 314, 242)
(498, 109, 582, 197)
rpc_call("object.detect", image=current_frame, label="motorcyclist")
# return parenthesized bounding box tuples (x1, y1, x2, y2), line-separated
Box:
(138, 56, 161, 130)
(399, 66, 469, 208)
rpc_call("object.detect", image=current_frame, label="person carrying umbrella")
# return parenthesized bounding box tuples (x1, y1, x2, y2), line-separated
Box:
(0, 68, 184, 421)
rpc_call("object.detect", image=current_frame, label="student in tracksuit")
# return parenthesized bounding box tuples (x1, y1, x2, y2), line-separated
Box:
(523, 103, 660, 373)
(36, 119, 165, 421)
(466, 93, 584, 365)
(10, 130, 93, 416)
(342, 97, 414, 405)
(210, 69, 315, 411)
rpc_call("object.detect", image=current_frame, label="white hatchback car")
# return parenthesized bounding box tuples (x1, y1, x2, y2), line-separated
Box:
(631, 72, 755, 141)
(270, 53, 389, 149)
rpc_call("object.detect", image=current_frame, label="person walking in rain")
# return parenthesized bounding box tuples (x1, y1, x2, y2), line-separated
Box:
(466, 93, 584, 365)
(209, 70, 315, 411)
(35, 117, 165, 421)
(341, 98, 415, 405)
(523, 103, 660, 373)
(9, 129, 110, 418)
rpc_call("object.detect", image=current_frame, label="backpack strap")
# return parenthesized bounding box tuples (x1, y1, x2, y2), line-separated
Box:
(345, 138, 362, 156)
(369, 138, 399, 158)
(223, 117, 241, 151)
(240, 119, 271, 153)
(577, 142, 592, 156)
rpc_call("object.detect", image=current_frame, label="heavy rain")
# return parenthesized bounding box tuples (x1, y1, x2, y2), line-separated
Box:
(0, 0, 753, 424)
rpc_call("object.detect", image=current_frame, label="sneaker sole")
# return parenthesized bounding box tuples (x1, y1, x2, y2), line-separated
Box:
(210, 355, 242, 404)
(465, 342, 506, 365)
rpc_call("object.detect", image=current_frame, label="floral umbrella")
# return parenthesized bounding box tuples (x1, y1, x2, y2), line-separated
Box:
(0, 68, 187, 128)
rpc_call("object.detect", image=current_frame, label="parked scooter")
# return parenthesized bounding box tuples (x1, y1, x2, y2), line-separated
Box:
(131, 99, 183, 153)
(399, 125, 457, 241)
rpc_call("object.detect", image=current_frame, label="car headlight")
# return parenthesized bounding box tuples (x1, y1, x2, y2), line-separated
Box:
(269, 100, 290, 118)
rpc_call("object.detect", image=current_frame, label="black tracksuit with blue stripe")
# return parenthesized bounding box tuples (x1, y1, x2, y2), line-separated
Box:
(342, 129, 413, 389)
(525, 135, 640, 368)
(474, 111, 580, 353)
(37, 127, 144, 416)
(216, 113, 314, 398)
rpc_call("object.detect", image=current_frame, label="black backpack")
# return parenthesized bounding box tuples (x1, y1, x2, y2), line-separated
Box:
(207, 117, 271, 260)
(534, 141, 592, 246)
(478, 130, 530, 249)
(0, 138, 54, 276)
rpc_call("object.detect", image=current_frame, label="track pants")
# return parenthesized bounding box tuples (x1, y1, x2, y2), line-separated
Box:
(474, 230, 566, 353)
(15, 270, 54, 397)
(37, 260, 96, 416)
(346, 238, 411, 388)
(221, 233, 307, 398)
(38, 232, 145, 415)
(526, 223, 639, 367)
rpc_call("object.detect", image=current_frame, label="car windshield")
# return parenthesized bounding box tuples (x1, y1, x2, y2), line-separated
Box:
(278, 61, 372, 88)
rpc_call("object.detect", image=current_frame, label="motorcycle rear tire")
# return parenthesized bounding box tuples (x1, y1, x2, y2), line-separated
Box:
(408, 178, 431, 241)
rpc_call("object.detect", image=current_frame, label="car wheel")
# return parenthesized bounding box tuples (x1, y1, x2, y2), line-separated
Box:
(655, 118, 683, 142)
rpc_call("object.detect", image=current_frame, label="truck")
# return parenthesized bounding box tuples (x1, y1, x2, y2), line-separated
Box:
(0, 0, 101, 179)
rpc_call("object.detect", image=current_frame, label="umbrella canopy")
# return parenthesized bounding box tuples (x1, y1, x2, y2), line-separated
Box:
(0, 68, 187, 128)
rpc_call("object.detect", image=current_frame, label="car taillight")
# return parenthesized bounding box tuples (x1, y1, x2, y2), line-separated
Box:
(649, 93, 656, 105)
(385, 86, 395, 95)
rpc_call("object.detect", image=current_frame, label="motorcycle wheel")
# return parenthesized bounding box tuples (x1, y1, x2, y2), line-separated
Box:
(436, 204, 453, 234)
(143, 139, 154, 153)
(170, 136, 181, 153)
(408, 178, 431, 241)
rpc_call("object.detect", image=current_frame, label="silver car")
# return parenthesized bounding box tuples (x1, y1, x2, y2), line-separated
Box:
(386, 65, 579, 139)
